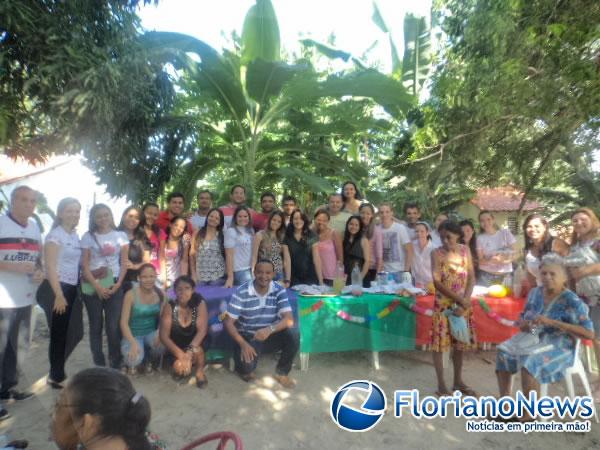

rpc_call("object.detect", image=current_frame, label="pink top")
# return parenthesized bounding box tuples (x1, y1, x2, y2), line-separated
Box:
(368, 226, 383, 270)
(148, 228, 167, 273)
(317, 238, 338, 280)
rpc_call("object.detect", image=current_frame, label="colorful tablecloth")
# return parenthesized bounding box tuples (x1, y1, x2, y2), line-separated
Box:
(298, 294, 416, 353)
(191, 287, 525, 357)
(411, 294, 525, 346)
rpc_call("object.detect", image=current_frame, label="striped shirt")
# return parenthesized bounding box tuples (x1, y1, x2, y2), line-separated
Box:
(227, 281, 291, 333)
(0, 214, 42, 308)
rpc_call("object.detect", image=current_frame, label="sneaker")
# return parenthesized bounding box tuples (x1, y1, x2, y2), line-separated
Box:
(0, 408, 11, 421)
(0, 389, 34, 401)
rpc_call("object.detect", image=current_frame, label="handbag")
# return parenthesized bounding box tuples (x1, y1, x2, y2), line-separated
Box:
(497, 293, 559, 355)
(81, 232, 114, 295)
(443, 309, 471, 344)
(497, 332, 553, 356)
(82, 267, 114, 295)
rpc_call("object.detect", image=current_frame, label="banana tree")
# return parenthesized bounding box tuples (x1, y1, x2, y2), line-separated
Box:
(141, 0, 414, 201)
(371, 2, 432, 96)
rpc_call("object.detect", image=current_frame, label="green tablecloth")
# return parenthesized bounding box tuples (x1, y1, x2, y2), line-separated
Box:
(298, 294, 415, 353)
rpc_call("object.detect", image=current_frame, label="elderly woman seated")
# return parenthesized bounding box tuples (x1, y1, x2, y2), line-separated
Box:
(496, 253, 595, 413)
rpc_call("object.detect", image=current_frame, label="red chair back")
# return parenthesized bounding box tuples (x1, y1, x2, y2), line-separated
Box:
(180, 431, 243, 450)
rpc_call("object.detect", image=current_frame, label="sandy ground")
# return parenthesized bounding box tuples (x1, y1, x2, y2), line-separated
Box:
(1, 317, 600, 450)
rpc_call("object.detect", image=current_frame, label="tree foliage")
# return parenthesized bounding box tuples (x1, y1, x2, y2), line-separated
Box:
(0, 0, 180, 199)
(388, 0, 600, 219)
(143, 0, 418, 206)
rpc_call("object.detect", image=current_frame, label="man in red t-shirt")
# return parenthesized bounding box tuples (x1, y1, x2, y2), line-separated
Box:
(155, 192, 193, 235)
(253, 192, 277, 232)
(220, 185, 256, 229)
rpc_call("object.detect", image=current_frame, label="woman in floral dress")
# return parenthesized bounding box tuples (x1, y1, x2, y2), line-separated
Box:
(431, 220, 477, 396)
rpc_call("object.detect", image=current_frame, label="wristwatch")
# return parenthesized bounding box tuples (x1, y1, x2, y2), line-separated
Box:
(269, 324, 276, 333)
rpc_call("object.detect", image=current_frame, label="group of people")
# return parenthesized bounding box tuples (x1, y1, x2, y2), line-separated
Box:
(428, 207, 600, 419)
(0, 182, 599, 436)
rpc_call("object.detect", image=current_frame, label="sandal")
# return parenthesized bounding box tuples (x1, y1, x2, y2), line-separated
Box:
(171, 373, 189, 384)
(274, 374, 296, 389)
(435, 390, 452, 398)
(239, 372, 256, 383)
(195, 375, 207, 389)
(47, 378, 65, 390)
(452, 385, 478, 397)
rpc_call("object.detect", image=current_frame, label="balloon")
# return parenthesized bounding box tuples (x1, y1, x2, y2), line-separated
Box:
(488, 284, 508, 298)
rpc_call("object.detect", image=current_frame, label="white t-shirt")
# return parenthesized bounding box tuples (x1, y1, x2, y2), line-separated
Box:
(411, 240, 434, 287)
(406, 225, 417, 241)
(80, 230, 128, 277)
(46, 226, 81, 286)
(190, 213, 207, 231)
(430, 231, 442, 248)
(329, 211, 351, 235)
(380, 222, 411, 272)
(477, 228, 516, 274)
(0, 214, 42, 308)
(224, 227, 253, 272)
(525, 251, 542, 286)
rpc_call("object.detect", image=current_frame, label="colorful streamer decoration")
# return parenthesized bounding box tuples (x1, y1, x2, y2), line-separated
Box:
(476, 297, 517, 327)
(299, 299, 401, 324)
(397, 296, 517, 328)
(300, 300, 325, 317)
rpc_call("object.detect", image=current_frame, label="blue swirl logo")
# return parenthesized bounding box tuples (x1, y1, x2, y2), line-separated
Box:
(330, 380, 387, 432)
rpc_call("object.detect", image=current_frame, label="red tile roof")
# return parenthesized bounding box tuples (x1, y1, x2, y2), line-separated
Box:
(470, 186, 541, 212)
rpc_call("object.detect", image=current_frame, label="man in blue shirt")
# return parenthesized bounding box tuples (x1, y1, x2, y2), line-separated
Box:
(224, 259, 299, 388)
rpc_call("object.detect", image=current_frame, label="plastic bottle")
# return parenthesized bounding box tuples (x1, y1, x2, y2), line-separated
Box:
(333, 262, 346, 295)
(351, 263, 363, 295)
(512, 263, 525, 298)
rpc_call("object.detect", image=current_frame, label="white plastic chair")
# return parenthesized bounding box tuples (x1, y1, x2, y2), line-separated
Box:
(29, 304, 46, 345)
(540, 340, 599, 423)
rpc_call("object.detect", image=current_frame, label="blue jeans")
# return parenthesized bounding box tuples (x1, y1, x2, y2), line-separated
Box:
(478, 271, 512, 287)
(0, 306, 31, 394)
(83, 287, 124, 369)
(198, 277, 226, 287)
(233, 269, 252, 286)
(120, 330, 163, 368)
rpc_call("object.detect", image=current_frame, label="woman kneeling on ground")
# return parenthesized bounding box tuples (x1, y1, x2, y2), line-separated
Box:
(159, 275, 208, 388)
(496, 254, 594, 420)
(120, 264, 165, 376)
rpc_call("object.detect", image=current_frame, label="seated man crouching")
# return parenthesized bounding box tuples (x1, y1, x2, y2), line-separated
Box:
(224, 259, 299, 388)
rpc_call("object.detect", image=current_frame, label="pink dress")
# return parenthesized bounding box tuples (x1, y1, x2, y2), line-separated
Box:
(148, 229, 167, 274)
(317, 238, 338, 281)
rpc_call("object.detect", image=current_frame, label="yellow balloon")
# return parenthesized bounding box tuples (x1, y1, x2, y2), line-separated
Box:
(488, 284, 508, 298)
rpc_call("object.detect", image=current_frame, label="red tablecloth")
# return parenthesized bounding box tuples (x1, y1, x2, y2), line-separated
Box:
(415, 295, 527, 346)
